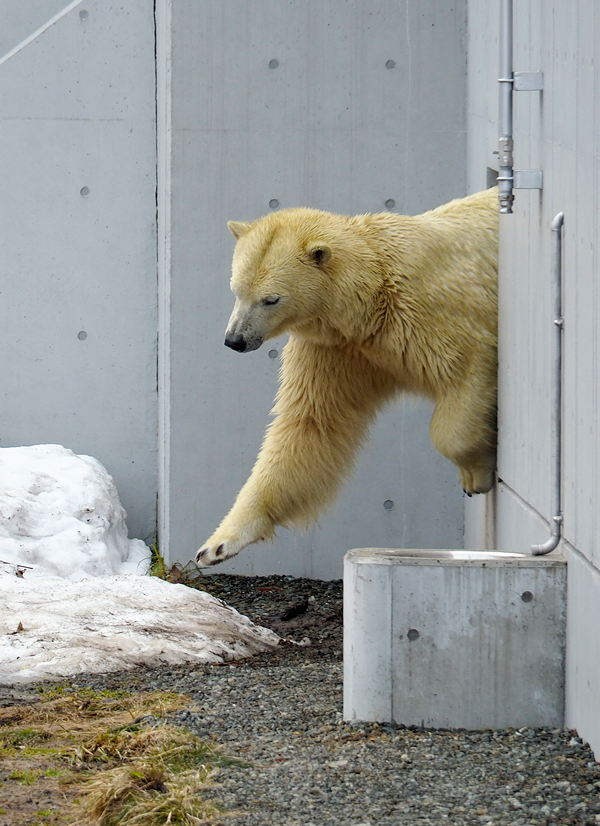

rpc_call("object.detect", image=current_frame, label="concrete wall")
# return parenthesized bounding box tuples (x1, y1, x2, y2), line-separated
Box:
(159, 0, 468, 579)
(0, 1, 157, 541)
(466, 0, 600, 754)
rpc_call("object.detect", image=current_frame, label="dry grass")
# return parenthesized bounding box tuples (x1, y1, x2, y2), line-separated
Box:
(0, 686, 236, 825)
(82, 763, 219, 826)
(2, 686, 187, 733)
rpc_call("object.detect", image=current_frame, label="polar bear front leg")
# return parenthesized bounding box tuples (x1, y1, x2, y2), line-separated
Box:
(196, 338, 395, 567)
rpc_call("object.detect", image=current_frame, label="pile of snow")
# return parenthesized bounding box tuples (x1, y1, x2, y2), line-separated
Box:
(0, 446, 279, 684)
(0, 445, 148, 579)
(1, 575, 280, 684)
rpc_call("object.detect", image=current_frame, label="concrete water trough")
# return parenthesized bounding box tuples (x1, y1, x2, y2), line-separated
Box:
(343, 548, 567, 730)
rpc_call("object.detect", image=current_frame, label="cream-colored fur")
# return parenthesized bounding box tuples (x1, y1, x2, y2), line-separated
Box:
(196, 188, 498, 566)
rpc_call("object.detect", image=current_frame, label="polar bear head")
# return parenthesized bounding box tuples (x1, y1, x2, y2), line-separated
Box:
(223, 209, 338, 353)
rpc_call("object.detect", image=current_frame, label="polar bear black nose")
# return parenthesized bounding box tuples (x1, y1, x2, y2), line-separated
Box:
(224, 333, 247, 352)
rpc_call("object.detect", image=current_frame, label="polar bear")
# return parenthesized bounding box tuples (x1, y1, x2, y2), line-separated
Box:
(196, 188, 498, 567)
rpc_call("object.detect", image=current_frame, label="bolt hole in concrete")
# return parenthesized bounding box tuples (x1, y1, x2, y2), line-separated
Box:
(268, 349, 278, 359)
(383, 499, 394, 510)
(269, 198, 280, 209)
(385, 199, 396, 210)
(521, 590, 534, 602)
(385, 59, 396, 69)
(268, 58, 279, 69)
(79, 9, 89, 20)
(407, 629, 420, 641)
(78, 331, 87, 340)
(80, 186, 90, 197)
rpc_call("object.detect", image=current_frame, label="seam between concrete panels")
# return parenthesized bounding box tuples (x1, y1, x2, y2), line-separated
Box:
(155, 0, 173, 562)
(496, 477, 555, 528)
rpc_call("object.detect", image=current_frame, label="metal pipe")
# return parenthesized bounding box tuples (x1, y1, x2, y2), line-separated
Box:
(532, 213, 565, 555)
(498, 0, 514, 213)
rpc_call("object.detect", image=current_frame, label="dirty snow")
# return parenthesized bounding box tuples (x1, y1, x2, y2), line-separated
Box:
(0, 446, 279, 684)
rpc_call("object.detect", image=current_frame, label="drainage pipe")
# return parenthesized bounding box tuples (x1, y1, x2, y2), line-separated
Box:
(532, 213, 565, 555)
(498, 0, 514, 213)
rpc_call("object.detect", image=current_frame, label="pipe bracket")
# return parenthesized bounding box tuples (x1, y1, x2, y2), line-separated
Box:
(514, 71, 544, 91)
(513, 169, 543, 189)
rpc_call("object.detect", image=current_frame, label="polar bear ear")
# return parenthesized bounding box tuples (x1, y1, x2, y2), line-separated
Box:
(228, 221, 252, 240)
(306, 243, 332, 267)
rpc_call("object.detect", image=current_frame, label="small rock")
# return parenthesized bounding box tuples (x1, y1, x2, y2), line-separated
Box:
(280, 599, 309, 621)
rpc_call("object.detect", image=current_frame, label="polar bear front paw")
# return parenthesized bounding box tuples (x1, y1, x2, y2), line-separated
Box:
(196, 515, 273, 567)
(459, 465, 495, 496)
(196, 536, 248, 567)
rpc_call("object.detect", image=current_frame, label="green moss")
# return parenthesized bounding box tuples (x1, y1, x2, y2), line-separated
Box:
(0, 728, 57, 760)
(9, 769, 39, 785)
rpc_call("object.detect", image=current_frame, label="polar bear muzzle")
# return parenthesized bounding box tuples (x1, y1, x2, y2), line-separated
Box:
(224, 332, 247, 352)
(224, 332, 263, 353)
(224, 332, 251, 352)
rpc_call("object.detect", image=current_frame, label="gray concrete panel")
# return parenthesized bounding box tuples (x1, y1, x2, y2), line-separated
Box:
(565, 548, 600, 752)
(0, 1, 157, 541)
(0, 1, 73, 60)
(164, 0, 468, 576)
(467, 0, 600, 753)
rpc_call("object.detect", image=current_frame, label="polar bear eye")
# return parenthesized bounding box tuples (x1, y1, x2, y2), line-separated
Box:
(262, 295, 280, 306)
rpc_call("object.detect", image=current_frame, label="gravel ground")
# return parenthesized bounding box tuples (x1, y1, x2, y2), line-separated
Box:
(6, 574, 600, 825)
